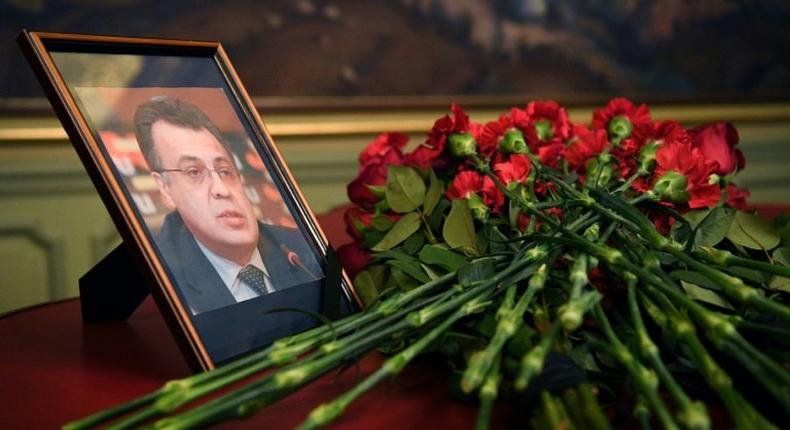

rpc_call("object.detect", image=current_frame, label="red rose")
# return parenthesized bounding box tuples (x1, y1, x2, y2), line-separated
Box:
(726, 183, 750, 210)
(690, 122, 745, 176)
(359, 133, 409, 167)
(347, 162, 388, 209)
(343, 207, 375, 240)
(336, 242, 372, 280)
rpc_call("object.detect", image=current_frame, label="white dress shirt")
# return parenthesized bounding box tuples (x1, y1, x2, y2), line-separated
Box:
(195, 240, 274, 302)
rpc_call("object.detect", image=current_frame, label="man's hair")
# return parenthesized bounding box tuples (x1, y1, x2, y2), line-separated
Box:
(134, 96, 229, 172)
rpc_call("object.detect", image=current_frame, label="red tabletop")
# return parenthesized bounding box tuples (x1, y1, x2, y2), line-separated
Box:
(0, 207, 510, 429)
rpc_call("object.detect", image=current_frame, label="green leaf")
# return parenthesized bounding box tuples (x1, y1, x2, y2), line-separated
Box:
(670, 218, 692, 247)
(694, 206, 735, 247)
(385, 165, 426, 213)
(428, 198, 450, 232)
(768, 276, 790, 293)
(390, 267, 421, 290)
(772, 247, 790, 267)
(727, 211, 781, 250)
(726, 266, 770, 285)
(423, 168, 442, 216)
(388, 259, 430, 283)
(680, 281, 734, 310)
(420, 263, 442, 280)
(458, 257, 496, 287)
(418, 244, 469, 272)
(443, 198, 478, 255)
(353, 267, 388, 307)
(371, 212, 421, 251)
(362, 229, 386, 249)
(670, 271, 720, 290)
(684, 209, 711, 229)
(370, 214, 395, 232)
(402, 231, 425, 255)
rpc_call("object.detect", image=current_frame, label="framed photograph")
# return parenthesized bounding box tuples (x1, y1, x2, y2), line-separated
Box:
(17, 31, 360, 371)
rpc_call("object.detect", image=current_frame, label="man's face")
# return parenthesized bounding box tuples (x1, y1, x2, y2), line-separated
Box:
(151, 120, 259, 264)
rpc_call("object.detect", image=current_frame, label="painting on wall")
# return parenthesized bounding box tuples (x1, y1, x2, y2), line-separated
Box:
(2, 0, 788, 107)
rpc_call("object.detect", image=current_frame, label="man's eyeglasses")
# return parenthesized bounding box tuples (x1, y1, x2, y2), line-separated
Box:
(158, 165, 240, 186)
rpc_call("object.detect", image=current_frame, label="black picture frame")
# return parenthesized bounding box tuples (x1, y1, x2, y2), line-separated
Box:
(17, 30, 360, 371)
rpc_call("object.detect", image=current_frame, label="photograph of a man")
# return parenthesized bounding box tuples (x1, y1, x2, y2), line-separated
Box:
(134, 96, 320, 315)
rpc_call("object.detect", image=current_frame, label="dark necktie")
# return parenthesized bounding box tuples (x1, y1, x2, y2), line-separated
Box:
(237, 265, 271, 295)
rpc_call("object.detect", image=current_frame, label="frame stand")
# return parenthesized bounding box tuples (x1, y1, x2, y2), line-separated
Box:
(79, 243, 149, 322)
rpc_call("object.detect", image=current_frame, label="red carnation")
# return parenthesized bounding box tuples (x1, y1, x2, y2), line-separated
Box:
(653, 140, 721, 209)
(536, 140, 565, 168)
(690, 122, 745, 176)
(563, 125, 608, 170)
(406, 103, 477, 171)
(359, 132, 409, 167)
(493, 153, 531, 185)
(525, 100, 572, 141)
(446, 171, 504, 213)
(446, 170, 484, 200)
(478, 113, 515, 157)
(481, 175, 505, 211)
(592, 98, 651, 130)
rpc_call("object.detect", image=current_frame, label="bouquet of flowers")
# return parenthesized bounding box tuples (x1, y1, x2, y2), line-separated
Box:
(68, 99, 790, 430)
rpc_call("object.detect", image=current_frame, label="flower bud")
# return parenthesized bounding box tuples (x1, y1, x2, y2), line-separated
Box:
(467, 194, 489, 221)
(638, 141, 660, 171)
(653, 171, 690, 203)
(534, 120, 553, 141)
(499, 129, 528, 154)
(585, 155, 615, 187)
(608, 115, 633, 144)
(448, 133, 477, 158)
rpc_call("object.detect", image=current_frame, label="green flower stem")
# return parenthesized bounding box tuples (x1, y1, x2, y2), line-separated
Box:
(71, 269, 468, 430)
(586, 187, 790, 323)
(474, 357, 501, 430)
(298, 296, 492, 430)
(627, 281, 711, 430)
(462, 263, 550, 393)
(577, 383, 613, 430)
(152, 254, 534, 429)
(67, 310, 377, 430)
(539, 391, 573, 430)
(728, 315, 790, 337)
(610, 231, 790, 414)
(592, 304, 679, 430)
(514, 319, 562, 391)
(633, 396, 651, 430)
(642, 288, 777, 429)
(63, 390, 163, 430)
(664, 245, 790, 323)
(694, 246, 790, 279)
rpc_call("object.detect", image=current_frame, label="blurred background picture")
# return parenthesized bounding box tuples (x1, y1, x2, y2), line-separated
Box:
(2, 0, 788, 102)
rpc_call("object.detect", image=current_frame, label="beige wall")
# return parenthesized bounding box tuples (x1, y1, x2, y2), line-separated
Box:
(1, 103, 789, 314)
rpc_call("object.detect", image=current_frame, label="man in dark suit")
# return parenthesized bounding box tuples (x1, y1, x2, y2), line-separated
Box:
(134, 96, 320, 315)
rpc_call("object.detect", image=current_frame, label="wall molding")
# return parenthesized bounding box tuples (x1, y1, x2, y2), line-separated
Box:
(0, 220, 67, 301)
